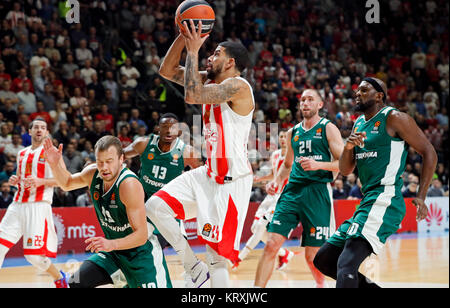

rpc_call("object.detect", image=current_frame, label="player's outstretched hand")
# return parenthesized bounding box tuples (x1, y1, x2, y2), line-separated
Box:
(412, 198, 428, 221)
(43, 137, 63, 165)
(85, 237, 117, 253)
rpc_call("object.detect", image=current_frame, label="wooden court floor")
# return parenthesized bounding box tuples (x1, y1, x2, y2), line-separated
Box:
(0, 233, 448, 288)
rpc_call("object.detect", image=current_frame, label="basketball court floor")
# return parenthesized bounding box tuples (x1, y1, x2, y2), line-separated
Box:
(0, 231, 448, 288)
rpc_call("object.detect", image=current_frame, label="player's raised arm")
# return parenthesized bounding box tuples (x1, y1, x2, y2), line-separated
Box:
(159, 33, 207, 86)
(123, 137, 149, 159)
(43, 138, 94, 191)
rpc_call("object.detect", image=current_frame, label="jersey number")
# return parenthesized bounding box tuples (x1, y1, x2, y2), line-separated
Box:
(152, 165, 167, 180)
(299, 140, 312, 154)
(102, 207, 115, 223)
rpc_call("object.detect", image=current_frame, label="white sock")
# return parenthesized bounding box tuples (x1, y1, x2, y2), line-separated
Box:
(206, 246, 230, 288)
(146, 196, 198, 271)
(239, 246, 251, 261)
(278, 248, 287, 257)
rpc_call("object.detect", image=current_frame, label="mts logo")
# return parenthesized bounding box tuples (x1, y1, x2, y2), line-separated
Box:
(67, 223, 96, 239)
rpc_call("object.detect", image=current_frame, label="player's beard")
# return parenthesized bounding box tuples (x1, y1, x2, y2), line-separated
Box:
(301, 108, 318, 119)
(207, 62, 224, 81)
(354, 98, 375, 112)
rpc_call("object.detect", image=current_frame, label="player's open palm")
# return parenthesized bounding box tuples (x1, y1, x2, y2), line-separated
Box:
(43, 138, 63, 165)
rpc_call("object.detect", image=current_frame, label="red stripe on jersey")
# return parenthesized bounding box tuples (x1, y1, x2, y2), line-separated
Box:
(21, 151, 36, 202)
(213, 105, 228, 177)
(153, 190, 186, 220)
(203, 105, 213, 174)
(0, 238, 15, 249)
(198, 195, 239, 262)
(35, 148, 46, 201)
(14, 150, 27, 202)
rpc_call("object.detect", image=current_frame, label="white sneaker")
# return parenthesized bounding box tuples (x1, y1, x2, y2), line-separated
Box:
(276, 249, 295, 270)
(183, 271, 194, 288)
(187, 260, 210, 288)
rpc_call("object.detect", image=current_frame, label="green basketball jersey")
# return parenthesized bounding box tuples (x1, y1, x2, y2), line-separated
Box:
(290, 118, 334, 184)
(139, 134, 186, 197)
(352, 106, 408, 194)
(90, 167, 139, 240)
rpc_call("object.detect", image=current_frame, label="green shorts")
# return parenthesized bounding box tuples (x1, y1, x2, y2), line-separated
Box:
(327, 185, 406, 255)
(267, 181, 335, 247)
(89, 236, 172, 288)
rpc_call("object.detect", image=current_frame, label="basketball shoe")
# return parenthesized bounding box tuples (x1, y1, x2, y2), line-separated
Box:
(276, 249, 295, 270)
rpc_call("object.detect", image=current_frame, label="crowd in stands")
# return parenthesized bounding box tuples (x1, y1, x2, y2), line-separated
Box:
(0, 0, 448, 208)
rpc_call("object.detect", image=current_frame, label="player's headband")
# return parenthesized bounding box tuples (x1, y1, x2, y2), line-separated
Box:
(363, 77, 386, 102)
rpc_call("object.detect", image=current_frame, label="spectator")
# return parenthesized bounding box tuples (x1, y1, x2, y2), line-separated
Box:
(80, 59, 97, 85)
(76, 188, 93, 207)
(30, 101, 52, 125)
(0, 80, 20, 111)
(95, 104, 114, 133)
(0, 180, 13, 209)
(52, 187, 76, 207)
(427, 179, 445, 197)
(118, 124, 133, 148)
(402, 181, 418, 198)
(0, 161, 16, 182)
(75, 39, 93, 66)
(119, 58, 140, 89)
(0, 123, 12, 154)
(3, 132, 24, 158)
(333, 179, 348, 200)
(61, 53, 79, 81)
(29, 47, 50, 80)
(348, 178, 363, 200)
(62, 143, 84, 174)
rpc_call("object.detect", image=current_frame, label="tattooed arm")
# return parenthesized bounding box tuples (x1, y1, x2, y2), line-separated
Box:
(184, 51, 249, 105)
(159, 34, 207, 86)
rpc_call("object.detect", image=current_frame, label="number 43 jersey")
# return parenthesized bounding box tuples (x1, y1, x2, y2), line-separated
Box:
(290, 118, 333, 184)
(139, 134, 186, 197)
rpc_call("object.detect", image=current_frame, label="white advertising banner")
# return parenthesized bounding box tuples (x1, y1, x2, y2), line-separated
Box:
(418, 197, 449, 233)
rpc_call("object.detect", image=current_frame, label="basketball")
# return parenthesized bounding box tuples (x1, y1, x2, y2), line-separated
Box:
(175, 0, 215, 37)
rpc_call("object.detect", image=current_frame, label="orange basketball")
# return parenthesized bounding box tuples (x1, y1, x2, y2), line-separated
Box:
(175, 0, 215, 37)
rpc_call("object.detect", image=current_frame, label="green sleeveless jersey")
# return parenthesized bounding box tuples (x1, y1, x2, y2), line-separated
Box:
(139, 134, 186, 197)
(90, 167, 139, 240)
(353, 106, 408, 194)
(290, 118, 334, 184)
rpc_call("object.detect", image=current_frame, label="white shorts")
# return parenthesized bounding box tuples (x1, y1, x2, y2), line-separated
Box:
(152, 166, 253, 261)
(254, 193, 281, 221)
(0, 201, 58, 257)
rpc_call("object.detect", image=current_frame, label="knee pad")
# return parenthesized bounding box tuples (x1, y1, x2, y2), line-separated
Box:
(146, 196, 175, 222)
(25, 255, 51, 272)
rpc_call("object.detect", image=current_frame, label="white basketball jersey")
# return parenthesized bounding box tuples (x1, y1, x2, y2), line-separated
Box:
(13, 145, 54, 204)
(203, 77, 255, 183)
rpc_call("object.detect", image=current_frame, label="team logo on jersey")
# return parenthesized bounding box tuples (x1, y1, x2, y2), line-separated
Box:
(26, 238, 33, 247)
(293, 135, 299, 142)
(202, 223, 212, 237)
(310, 227, 316, 237)
(148, 153, 155, 160)
(372, 121, 381, 134)
(93, 191, 100, 201)
(171, 153, 179, 166)
(314, 127, 323, 139)
(354, 126, 359, 133)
